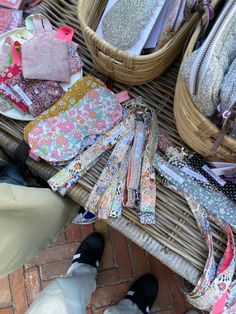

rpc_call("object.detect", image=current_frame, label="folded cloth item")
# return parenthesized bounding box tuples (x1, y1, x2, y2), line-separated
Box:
(5, 69, 65, 117)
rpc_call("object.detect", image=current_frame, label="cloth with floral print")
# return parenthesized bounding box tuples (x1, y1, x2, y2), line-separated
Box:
(68, 42, 83, 74)
(24, 76, 105, 141)
(48, 99, 159, 225)
(162, 180, 235, 312)
(124, 121, 146, 208)
(0, 8, 22, 35)
(186, 198, 235, 311)
(4, 70, 64, 117)
(48, 115, 135, 193)
(0, 63, 29, 112)
(154, 155, 236, 311)
(89, 105, 158, 224)
(28, 86, 123, 163)
(140, 108, 159, 215)
(86, 130, 135, 219)
(109, 148, 131, 218)
(153, 155, 236, 227)
(156, 0, 187, 49)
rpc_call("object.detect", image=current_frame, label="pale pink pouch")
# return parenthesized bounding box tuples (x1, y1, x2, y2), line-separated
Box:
(21, 15, 71, 82)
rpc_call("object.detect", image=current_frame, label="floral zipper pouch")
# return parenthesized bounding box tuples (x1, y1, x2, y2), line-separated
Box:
(28, 87, 128, 163)
(180, 0, 236, 117)
(24, 76, 105, 141)
(22, 15, 71, 82)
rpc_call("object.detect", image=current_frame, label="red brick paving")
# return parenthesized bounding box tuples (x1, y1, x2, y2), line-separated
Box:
(0, 220, 194, 314)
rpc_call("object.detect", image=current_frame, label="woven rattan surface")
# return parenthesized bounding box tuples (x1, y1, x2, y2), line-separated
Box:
(0, 0, 229, 285)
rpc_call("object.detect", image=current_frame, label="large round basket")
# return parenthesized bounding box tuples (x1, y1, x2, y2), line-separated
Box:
(174, 1, 236, 162)
(77, 0, 201, 85)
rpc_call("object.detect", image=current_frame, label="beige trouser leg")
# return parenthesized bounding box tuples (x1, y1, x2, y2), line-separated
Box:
(104, 299, 143, 314)
(0, 183, 78, 277)
(27, 264, 96, 314)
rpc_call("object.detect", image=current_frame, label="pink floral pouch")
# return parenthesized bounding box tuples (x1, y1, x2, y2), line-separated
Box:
(28, 87, 127, 163)
(22, 15, 71, 82)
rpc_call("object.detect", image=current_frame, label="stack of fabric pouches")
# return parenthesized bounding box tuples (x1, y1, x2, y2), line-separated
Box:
(180, 0, 236, 148)
(96, 0, 213, 55)
(0, 14, 83, 120)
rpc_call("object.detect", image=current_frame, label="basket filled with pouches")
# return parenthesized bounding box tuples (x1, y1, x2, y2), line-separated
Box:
(174, 0, 236, 162)
(77, 0, 217, 85)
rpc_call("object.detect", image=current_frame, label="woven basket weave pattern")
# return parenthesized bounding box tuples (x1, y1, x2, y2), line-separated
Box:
(77, 0, 200, 85)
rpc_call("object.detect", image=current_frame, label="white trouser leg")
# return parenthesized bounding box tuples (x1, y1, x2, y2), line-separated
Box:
(26, 264, 96, 314)
(104, 299, 143, 314)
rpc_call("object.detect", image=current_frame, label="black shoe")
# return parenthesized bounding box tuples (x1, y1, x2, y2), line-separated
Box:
(125, 274, 158, 314)
(71, 232, 105, 269)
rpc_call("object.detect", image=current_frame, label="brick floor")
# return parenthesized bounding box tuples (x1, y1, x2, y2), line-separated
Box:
(0, 220, 194, 314)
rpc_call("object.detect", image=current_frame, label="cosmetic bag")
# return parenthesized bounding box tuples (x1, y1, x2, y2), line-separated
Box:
(24, 76, 105, 141)
(21, 14, 72, 82)
(27, 87, 128, 163)
(180, 0, 236, 118)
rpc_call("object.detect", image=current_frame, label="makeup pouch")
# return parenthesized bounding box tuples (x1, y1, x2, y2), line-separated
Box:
(28, 87, 127, 163)
(218, 57, 236, 114)
(180, 0, 236, 117)
(21, 15, 71, 82)
(101, 0, 165, 51)
(24, 76, 105, 141)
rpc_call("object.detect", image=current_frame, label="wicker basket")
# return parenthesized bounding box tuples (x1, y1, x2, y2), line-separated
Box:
(77, 0, 201, 85)
(174, 1, 236, 162)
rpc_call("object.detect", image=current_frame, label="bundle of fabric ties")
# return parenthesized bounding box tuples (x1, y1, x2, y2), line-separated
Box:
(48, 97, 158, 225)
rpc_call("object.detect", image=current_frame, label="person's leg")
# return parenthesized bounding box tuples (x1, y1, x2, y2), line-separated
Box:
(0, 183, 78, 277)
(27, 232, 105, 314)
(104, 274, 158, 314)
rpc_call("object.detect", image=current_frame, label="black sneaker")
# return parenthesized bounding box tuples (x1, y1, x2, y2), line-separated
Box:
(71, 232, 105, 269)
(125, 274, 158, 314)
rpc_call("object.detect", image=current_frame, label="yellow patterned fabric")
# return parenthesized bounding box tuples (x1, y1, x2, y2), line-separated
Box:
(24, 76, 105, 141)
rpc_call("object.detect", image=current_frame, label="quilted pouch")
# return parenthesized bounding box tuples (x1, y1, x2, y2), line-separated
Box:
(28, 87, 127, 163)
(24, 76, 105, 140)
(218, 57, 236, 114)
(180, 0, 236, 117)
(21, 15, 71, 82)
(102, 0, 161, 50)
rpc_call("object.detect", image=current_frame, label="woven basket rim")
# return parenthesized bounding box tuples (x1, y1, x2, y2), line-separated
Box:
(77, 0, 200, 61)
(177, 78, 236, 147)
